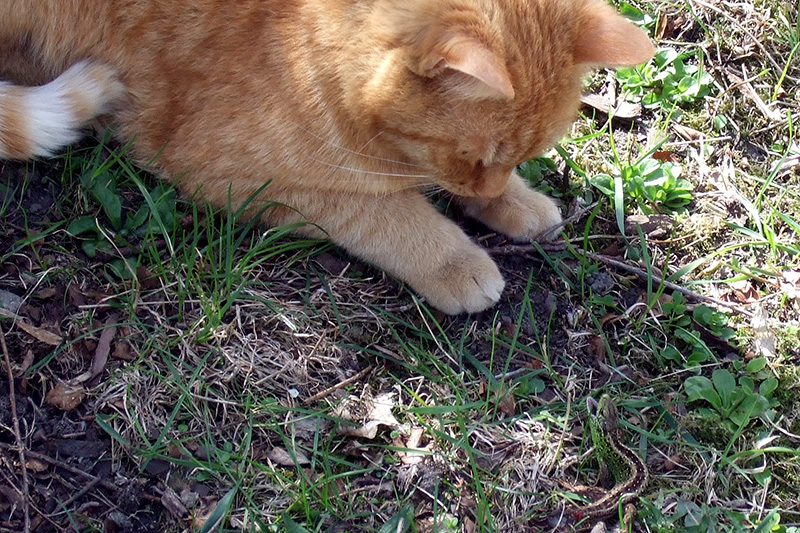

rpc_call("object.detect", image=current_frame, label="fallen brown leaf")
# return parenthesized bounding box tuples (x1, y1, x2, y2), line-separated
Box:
(495, 383, 516, 417)
(17, 320, 62, 346)
(45, 381, 86, 411)
(19, 349, 35, 375)
(662, 454, 683, 472)
(112, 341, 135, 361)
(36, 287, 58, 299)
(90, 316, 118, 380)
(25, 458, 48, 473)
(587, 335, 607, 363)
(267, 446, 310, 466)
(653, 150, 680, 163)
(672, 123, 704, 141)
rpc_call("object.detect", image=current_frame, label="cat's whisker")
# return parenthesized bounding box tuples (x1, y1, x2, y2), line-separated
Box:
(359, 131, 384, 152)
(305, 130, 427, 169)
(311, 159, 433, 180)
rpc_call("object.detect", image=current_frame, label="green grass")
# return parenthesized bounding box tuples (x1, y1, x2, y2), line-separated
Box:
(1, 0, 800, 532)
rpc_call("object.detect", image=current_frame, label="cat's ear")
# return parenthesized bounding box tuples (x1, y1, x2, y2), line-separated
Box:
(416, 37, 515, 101)
(574, 0, 655, 67)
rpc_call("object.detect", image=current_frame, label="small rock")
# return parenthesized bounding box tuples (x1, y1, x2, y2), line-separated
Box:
(0, 289, 23, 314)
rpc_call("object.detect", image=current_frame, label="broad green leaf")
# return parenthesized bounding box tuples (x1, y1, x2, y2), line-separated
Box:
(759, 377, 778, 398)
(712, 369, 736, 407)
(685, 376, 721, 411)
(67, 216, 99, 236)
(746, 357, 768, 373)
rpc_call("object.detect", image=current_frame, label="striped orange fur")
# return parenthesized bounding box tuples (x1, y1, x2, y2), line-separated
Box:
(0, 0, 653, 314)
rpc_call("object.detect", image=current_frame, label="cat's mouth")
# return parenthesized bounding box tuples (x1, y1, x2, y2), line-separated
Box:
(471, 172, 510, 198)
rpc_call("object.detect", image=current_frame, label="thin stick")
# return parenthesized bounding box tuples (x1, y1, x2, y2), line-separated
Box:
(0, 325, 31, 533)
(303, 365, 373, 405)
(489, 244, 753, 318)
(48, 476, 102, 512)
(538, 202, 599, 239)
(580, 250, 753, 317)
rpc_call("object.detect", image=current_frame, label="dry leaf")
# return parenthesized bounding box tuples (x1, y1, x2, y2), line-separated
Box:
(161, 487, 188, 518)
(36, 287, 58, 299)
(751, 305, 776, 359)
(598, 313, 622, 327)
(653, 150, 680, 163)
(19, 349, 35, 375)
(334, 392, 401, 439)
(67, 284, 86, 308)
(136, 265, 161, 290)
(112, 341, 135, 361)
(25, 459, 48, 473)
(91, 317, 118, 380)
(45, 381, 86, 411)
(587, 335, 607, 362)
(672, 123, 704, 141)
(267, 446, 310, 466)
(495, 384, 516, 417)
(655, 13, 671, 40)
(464, 517, 477, 533)
(580, 94, 642, 119)
(17, 320, 62, 346)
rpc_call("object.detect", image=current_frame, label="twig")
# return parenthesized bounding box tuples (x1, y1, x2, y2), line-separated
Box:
(47, 476, 102, 514)
(488, 242, 567, 256)
(580, 251, 752, 317)
(0, 325, 30, 533)
(303, 365, 374, 405)
(538, 202, 599, 239)
(489, 244, 754, 318)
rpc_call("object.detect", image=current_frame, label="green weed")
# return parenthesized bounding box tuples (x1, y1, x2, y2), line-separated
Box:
(591, 155, 693, 215)
(617, 48, 714, 112)
(684, 366, 776, 433)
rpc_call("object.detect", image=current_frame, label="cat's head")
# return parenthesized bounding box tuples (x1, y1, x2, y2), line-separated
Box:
(357, 0, 654, 198)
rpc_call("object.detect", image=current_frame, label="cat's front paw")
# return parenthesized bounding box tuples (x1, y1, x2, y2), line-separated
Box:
(411, 245, 505, 315)
(459, 173, 562, 242)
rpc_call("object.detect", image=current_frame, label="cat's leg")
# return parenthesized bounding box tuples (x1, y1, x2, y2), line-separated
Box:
(266, 188, 505, 314)
(455, 172, 562, 242)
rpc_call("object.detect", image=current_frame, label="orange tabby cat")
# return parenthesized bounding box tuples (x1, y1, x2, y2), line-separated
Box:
(0, 0, 653, 314)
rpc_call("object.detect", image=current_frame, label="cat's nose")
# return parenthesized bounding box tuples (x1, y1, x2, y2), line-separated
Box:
(472, 167, 511, 198)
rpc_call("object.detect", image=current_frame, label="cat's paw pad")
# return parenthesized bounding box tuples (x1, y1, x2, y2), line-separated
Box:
(412, 246, 505, 315)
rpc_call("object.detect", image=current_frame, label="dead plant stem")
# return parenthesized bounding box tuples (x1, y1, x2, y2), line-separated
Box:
(489, 243, 754, 317)
(303, 365, 374, 405)
(0, 325, 30, 533)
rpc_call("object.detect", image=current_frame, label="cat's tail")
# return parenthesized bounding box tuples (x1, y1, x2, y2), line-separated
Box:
(0, 60, 124, 160)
